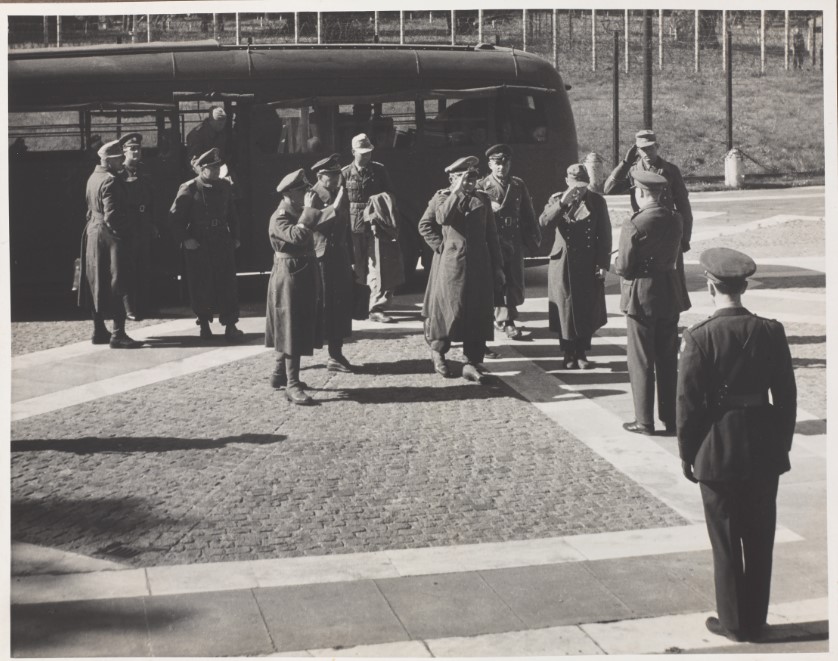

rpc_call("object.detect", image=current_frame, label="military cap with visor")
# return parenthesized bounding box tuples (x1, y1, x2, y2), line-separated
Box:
(700, 247, 757, 285)
(120, 133, 143, 149)
(444, 155, 480, 175)
(311, 153, 342, 175)
(193, 148, 224, 169)
(97, 139, 125, 159)
(634, 129, 657, 148)
(276, 168, 310, 195)
(632, 169, 668, 190)
(566, 163, 590, 188)
(485, 143, 513, 160)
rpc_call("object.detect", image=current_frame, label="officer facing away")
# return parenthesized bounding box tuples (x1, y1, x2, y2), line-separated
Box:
(677, 247, 796, 643)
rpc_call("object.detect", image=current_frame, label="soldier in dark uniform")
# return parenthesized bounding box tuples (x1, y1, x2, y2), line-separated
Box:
(604, 129, 692, 311)
(418, 156, 504, 383)
(120, 133, 158, 320)
(539, 164, 612, 369)
(265, 169, 345, 405)
(613, 170, 688, 435)
(677, 247, 797, 643)
(477, 144, 540, 340)
(186, 106, 228, 162)
(169, 148, 244, 342)
(78, 138, 142, 348)
(341, 133, 395, 323)
(309, 153, 354, 373)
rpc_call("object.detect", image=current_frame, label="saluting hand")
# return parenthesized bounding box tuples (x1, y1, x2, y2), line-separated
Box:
(560, 186, 581, 206)
(304, 190, 317, 209)
(624, 144, 639, 165)
(450, 172, 467, 197)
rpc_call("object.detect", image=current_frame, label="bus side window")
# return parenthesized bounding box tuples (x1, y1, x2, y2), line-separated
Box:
(423, 97, 490, 148)
(274, 106, 321, 154)
(9, 111, 83, 152)
(497, 93, 548, 144)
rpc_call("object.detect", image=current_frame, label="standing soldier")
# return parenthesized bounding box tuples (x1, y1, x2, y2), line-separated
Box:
(677, 247, 796, 643)
(186, 106, 229, 162)
(265, 169, 345, 405)
(792, 28, 806, 70)
(613, 170, 687, 435)
(310, 153, 354, 373)
(169, 148, 244, 342)
(341, 133, 396, 323)
(477, 144, 540, 340)
(78, 137, 142, 348)
(120, 133, 158, 320)
(419, 156, 504, 383)
(539, 164, 612, 369)
(604, 129, 692, 311)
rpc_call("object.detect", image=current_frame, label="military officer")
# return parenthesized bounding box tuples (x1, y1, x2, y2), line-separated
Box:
(186, 106, 229, 162)
(77, 137, 142, 348)
(265, 168, 345, 405)
(169, 148, 244, 342)
(613, 170, 687, 435)
(677, 247, 796, 643)
(604, 129, 692, 311)
(418, 156, 504, 383)
(539, 164, 612, 369)
(120, 133, 158, 320)
(341, 133, 396, 323)
(310, 153, 354, 373)
(477, 143, 540, 340)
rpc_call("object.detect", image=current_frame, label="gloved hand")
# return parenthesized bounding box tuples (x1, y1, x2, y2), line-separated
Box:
(682, 460, 698, 484)
(624, 144, 639, 165)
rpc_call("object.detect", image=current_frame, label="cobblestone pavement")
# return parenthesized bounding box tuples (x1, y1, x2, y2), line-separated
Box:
(10, 329, 686, 567)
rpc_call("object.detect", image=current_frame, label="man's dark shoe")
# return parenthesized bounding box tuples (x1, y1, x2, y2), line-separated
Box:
(225, 324, 245, 343)
(562, 352, 576, 369)
(462, 363, 486, 383)
(91, 330, 112, 345)
(576, 352, 593, 369)
(109, 333, 142, 349)
(431, 351, 450, 378)
(327, 356, 353, 373)
(660, 422, 677, 437)
(623, 421, 655, 435)
(369, 311, 393, 323)
(705, 616, 747, 643)
(270, 372, 287, 389)
(126, 313, 143, 322)
(484, 349, 501, 360)
(504, 323, 523, 340)
(199, 321, 213, 339)
(285, 384, 314, 406)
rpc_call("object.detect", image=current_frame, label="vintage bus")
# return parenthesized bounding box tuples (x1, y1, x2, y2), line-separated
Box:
(8, 40, 578, 307)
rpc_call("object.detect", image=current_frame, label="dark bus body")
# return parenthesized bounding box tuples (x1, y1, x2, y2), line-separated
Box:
(8, 40, 578, 306)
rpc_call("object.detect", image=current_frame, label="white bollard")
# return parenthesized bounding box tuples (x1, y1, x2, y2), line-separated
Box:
(724, 148, 745, 188)
(583, 152, 606, 192)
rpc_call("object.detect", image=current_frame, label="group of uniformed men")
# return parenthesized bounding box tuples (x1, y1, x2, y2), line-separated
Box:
(79, 116, 797, 643)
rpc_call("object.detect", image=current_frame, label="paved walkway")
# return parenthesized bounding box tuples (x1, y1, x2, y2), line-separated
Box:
(9, 189, 828, 655)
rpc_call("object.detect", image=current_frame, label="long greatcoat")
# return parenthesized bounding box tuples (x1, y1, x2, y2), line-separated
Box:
(419, 188, 503, 342)
(265, 199, 336, 355)
(78, 165, 131, 316)
(476, 174, 540, 307)
(169, 176, 240, 323)
(311, 181, 354, 341)
(539, 189, 612, 339)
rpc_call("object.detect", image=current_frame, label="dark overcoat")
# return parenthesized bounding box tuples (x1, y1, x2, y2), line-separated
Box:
(419, 188, 503, 342)
(311, 181, 353, 341)
(613, 204, 687, 318)
(476, 174, 540, 307)
(539, 189, 611, 339)
(78, 165, 131, 316)
(122, 164, 156, 311)
(169, 176, 240, 322)
(677, 308, 797, 482)
(265, 199, 336, 355)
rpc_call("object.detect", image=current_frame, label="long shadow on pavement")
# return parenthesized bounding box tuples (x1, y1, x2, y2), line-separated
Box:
(314, 382, 526, 404)
(10, 434, 285, 454)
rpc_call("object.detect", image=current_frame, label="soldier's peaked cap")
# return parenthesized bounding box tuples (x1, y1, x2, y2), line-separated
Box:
(312, 153, 342, 174)
(635, 129, 657, 148)
(193, 148, 223, 168)
(445, 155, 479, 174)
(700, 247, 756, 284)
(485, 143, 513, 159)
(120, 133, 143, 148)
(276, 168, 309, 194)
(97, 139, 124, 159)
(632, 170, 668, 190)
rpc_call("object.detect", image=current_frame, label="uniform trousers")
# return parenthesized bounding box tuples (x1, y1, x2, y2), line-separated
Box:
(428, 338, 486, 365)
(625, 313, 679, 427)
(352, 230, 393, 313)
(700, 476, 779, 634)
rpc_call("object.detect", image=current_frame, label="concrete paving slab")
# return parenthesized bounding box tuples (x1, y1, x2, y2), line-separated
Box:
(145, 589, 274, 656)
(375, 571, 525, 640)
(11, 597, 150, 657)
(478, 562, 632, 629)
(251, 552, 399, 588)
(307, 641, 432, 657)
(565, 524, 710, 562)
(426, 625, 605, 656)
(11, 541, 124, 576)
(11, 568, 148, 604)
(255, 580, 409, 653)
(147, 560, 260, 596)
(580, 610, 724, 654)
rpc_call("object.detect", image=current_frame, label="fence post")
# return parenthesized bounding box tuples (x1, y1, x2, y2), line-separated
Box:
(552, 9, 558, 68)
(658, 10, 664, 70)
(624, 10, 629, 73)
(236, 13, 242, 45)
(294, 12, 299, 44)
(760, 10, 766, 74)
(374, 11, 379, 39)
(613, 31, 620, 168)
(451, 10, 456, 46)
(811, 14, 817, 68)
(56, 15, 62, 47)
(400, 11, 405, 44)
(643, 10, 652, 128)
(523, 10, 528, 52)
(147, 14, 152, 42)
(591, 9, 597, 72)
(726, 26, 733, 151)
(694, 10, 700, 72)
(722, 10, 727, 72)
(43, 16, 49, 46)
(213, 14, 218, 41)
(478, 9, 483, 43)
(568, 10, 573, 49)
(784, 10, 789, 70)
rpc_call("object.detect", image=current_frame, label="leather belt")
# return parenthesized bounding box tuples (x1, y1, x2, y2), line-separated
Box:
(497, 216, 518, 230)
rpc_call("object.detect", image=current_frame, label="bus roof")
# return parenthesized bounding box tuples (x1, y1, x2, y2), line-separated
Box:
(9, 41, 569, 111)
